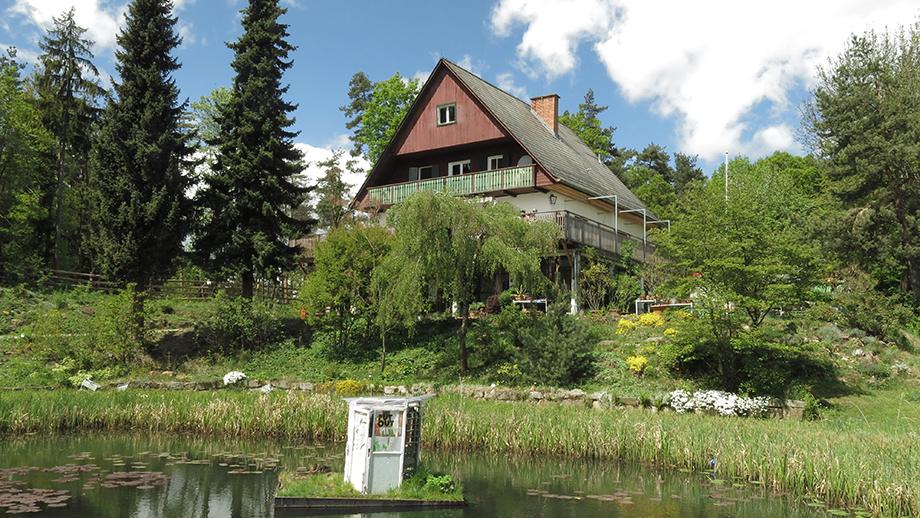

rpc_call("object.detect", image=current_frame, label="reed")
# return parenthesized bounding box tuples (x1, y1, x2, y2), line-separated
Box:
(0, 390, 916, 517)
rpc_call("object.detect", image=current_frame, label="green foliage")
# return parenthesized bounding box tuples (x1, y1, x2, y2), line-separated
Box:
(658, 317, 836, 397)
(516, 302, 598, 387)
(0, 49, 56, 267)
(357, 72, 420, 164)
(308, 150, 357, 229)
(339, 71, 375, 158)
(579, 247, 612, 311)
(558, 89, 617, 159)
(33, 8, 105, 271)
(299, 224, 392, 360)
(654, 152, 825, 327)
(194, 294, 285, 353)
(29, 284, 145, 371)
(192, 0, 312, 298)
(829, 268, 914, 341)
(803, 23, 920, 298)
(379, 190, 561, 373)
(88, 0, 193, 287)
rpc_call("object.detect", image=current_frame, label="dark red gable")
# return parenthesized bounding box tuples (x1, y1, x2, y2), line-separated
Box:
(390, 71, 509, 155)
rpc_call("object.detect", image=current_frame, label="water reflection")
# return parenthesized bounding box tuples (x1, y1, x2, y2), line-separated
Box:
(0, 433, 826, 518)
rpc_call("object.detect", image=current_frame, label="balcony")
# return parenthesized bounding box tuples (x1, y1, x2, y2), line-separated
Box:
(531, 210, 656, 263)
(367, 165, 534, 206)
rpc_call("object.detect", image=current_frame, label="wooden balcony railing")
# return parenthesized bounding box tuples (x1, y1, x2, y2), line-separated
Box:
(368, 165, 534, 206)
(531, 210, 656, 262)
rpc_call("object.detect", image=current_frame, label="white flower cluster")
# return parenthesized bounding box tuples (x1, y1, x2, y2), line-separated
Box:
(668, 389, 770, 417)
(223, 371, 247, 386)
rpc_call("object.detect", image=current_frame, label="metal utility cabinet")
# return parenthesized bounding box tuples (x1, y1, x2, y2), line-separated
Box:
(343, 395, 434, 495)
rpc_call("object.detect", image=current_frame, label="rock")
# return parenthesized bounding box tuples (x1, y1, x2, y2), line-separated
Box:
(852, 348, 864, 357)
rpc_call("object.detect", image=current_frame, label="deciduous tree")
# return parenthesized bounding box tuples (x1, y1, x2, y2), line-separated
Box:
(354, 72, 420, 165)
(378, 190, 561, 374)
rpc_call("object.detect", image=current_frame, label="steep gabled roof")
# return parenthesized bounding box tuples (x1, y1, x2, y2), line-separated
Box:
(356, 58, 654, 218)
(440, 59, 653, 217)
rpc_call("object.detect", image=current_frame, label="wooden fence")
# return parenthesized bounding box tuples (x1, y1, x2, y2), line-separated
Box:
(0, 263, 296, 302)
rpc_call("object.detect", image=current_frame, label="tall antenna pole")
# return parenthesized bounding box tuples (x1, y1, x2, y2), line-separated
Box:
(724, 151, 729, 201)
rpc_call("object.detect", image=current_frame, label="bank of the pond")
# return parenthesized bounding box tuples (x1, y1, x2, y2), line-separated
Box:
(0, 390, 916, 517)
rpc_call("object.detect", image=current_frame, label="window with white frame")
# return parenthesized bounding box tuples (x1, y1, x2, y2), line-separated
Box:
(448, 160, 471, 176)
(437, 103, 456, 126)
(487, 155, 504, 170)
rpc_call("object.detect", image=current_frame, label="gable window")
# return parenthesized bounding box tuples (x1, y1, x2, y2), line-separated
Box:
(448, 160, 471, 176)
(437, 103, 456, 126)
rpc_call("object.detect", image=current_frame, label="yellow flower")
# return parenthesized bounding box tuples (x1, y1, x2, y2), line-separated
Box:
(627, 355, 648, 373)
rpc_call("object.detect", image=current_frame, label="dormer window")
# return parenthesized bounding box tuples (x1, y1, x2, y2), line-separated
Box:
(437, 103, 456, 126)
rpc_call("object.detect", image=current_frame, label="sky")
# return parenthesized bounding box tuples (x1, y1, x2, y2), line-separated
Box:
(3, 0, 920, 186)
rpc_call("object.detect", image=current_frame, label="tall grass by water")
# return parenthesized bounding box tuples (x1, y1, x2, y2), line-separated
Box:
(0, 390, 916, 517)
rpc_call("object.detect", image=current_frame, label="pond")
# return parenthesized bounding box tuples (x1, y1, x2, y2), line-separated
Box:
(0, 433, 834, 517)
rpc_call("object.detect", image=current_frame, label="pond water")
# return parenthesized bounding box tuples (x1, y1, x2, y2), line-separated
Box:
(0, 433, 831, 518)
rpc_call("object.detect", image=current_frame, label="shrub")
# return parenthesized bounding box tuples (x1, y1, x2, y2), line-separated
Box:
(517, 304, 597, 387)
(195, 294, 285, 353)
(335, 379, 363, 396)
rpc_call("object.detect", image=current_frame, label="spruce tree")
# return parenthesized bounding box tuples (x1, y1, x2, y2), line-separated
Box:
(193, 0, 313, 298)
(33, 8, 104, 270)
(88, 0, 193, 286)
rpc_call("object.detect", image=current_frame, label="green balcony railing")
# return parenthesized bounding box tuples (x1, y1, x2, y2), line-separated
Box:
(367, 165, 534, 206)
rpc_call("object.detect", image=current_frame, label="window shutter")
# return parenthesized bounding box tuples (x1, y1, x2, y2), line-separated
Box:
(409, 167, 419, 181)
(480, 157, 487, 171)
(502, 153, 511, 168)
(431, 164, 440, 177)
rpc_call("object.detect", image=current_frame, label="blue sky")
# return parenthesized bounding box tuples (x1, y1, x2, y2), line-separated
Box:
(4, 0, 919, 184)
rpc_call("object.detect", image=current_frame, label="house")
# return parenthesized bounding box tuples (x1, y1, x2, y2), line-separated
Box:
(351, 58, 660, 310)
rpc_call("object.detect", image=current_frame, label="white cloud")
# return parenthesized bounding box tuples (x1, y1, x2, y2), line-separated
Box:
(294, 142, 369, 197)
(10, 0, 123, 52)
(495, 72, 528, 100)
(491, 0, 920, 161)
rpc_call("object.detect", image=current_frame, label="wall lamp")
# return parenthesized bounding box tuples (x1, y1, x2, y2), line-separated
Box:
(548, 194, 557, 205)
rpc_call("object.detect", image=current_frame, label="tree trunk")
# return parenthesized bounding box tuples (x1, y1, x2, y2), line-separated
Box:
(54, 147, 65, 270)
(458, 300, 469, 374)
(242, 269, 254, 299)
(380, 331, 387, 376)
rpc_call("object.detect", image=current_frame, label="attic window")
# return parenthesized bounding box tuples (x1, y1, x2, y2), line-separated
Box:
(437, 103, 456, 126)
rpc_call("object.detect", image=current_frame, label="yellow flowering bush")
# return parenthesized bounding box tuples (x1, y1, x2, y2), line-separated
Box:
(638, 312, 666, 328)
(335, 379, 363, 396)
(664, 327, 679, 337)
(626, 355, 648, 373)
(616, 317, 638, 334)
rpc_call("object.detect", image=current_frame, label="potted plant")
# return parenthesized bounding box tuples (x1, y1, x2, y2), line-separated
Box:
(468, 302, 485, 318)
(511, 285, 528, 301)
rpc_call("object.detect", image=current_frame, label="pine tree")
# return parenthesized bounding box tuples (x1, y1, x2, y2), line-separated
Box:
(193, 0, 313, 299)
(33, 8, 104, 270)
(88, 0, 193, 286)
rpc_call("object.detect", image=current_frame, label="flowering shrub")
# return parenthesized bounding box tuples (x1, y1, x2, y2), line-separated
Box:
(668, 389, 770, 417)
(615, 318, 638, 334)
(638, 312, 666, 328)
(664, 328, 678, 337)
(223, 371, 247, 386)
(626, 355, 648, 373)
(335, 379, 363, 396)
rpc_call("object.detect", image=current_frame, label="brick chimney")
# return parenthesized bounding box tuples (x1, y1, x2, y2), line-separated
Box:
(531, 94, 560, 134)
